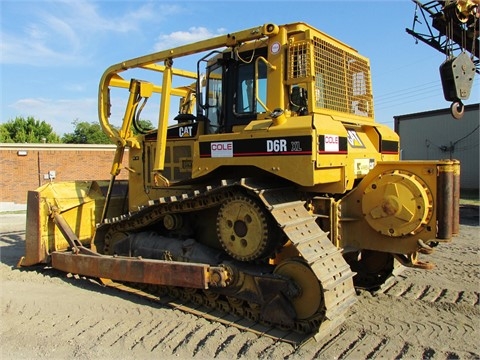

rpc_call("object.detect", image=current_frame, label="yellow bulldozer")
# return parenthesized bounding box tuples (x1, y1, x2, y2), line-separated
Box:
(20, 22, 460, 344)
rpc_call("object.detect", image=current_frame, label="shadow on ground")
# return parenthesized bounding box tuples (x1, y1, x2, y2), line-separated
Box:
(460, 205, 479, 226)
(0, 230, 26, 267)
(0, 229, 169, 313)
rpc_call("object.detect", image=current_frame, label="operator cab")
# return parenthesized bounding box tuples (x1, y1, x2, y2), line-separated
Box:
(200, 48, 268, 133)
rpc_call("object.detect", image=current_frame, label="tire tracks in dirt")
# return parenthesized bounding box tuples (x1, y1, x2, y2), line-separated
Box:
(1, 219, 479, 359)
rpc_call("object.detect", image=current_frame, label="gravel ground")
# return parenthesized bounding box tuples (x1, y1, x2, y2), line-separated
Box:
(1, 206, 478, 359)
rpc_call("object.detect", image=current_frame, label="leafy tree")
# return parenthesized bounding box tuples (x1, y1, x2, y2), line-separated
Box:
(133, 119, 154, 135)
(0, 116, 61, 143)
(62, 119, 155, 144)
(0, 126, 11, 143)
(62, 120, 112, 144)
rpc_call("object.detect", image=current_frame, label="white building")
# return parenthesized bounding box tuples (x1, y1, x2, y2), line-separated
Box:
(394, 103, 479, 196)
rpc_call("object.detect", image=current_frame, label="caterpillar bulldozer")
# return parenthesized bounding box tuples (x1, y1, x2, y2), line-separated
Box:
(20, 22, 460, 344)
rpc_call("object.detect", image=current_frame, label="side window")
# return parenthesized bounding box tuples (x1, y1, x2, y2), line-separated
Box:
(222, 48, 269, 132)
(205, 65, 223, 133)
(257, 74, 267, 113)
(236, 64, 253, 113)
(235, 61, 267, 114)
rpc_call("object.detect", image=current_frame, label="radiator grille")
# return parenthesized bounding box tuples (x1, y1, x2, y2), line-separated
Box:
(288, 37, 374, 118)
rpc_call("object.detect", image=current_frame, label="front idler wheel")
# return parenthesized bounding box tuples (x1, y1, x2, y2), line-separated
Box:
(273, 258, 323, 320)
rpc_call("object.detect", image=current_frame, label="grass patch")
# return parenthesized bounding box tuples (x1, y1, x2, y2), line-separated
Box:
(460, 189, 479, 206)
(460, 198, 480, 206)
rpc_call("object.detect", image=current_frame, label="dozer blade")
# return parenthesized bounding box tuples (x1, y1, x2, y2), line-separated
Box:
(20, 180, 128, 266)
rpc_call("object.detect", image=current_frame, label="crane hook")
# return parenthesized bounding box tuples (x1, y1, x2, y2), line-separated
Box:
(450, 101, 465, 119)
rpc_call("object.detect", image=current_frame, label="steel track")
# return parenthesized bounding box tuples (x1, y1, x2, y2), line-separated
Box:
(97, 178, 357, 346)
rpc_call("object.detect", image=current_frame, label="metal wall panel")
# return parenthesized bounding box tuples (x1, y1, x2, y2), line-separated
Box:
(395, 104, 479, 190)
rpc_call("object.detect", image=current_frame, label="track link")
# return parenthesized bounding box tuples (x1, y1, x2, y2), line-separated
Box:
(243, 179, 357, 341)
(96, 178, 357, 345)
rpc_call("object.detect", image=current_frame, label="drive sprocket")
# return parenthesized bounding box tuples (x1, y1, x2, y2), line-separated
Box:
(216, 195, 273, 261)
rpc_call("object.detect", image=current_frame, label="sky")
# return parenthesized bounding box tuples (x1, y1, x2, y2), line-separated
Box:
(1, 0, 479, 135)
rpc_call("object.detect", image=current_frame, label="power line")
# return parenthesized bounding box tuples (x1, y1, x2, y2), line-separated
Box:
(376, 87, 440, 107)
(373, 54, 443, 77)
(452, 125, 480, 146)
(374, 80, 479, 111)
(375, 80, 439, 101)
(375, 92, 441, 112)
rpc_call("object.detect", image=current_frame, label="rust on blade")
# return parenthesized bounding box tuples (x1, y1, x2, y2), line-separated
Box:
(51, 252, 211, 289)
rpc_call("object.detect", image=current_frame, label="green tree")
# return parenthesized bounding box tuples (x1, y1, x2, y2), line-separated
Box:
(62, 119, 155, 144)
(0, 116, 61, 143)
(0, 126, 11, 142)
(62, 120, 112, 144)
(133, 119, 154, 135)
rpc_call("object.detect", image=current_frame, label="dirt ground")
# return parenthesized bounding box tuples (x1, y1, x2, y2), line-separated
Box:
(1, 206, 479, 360)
